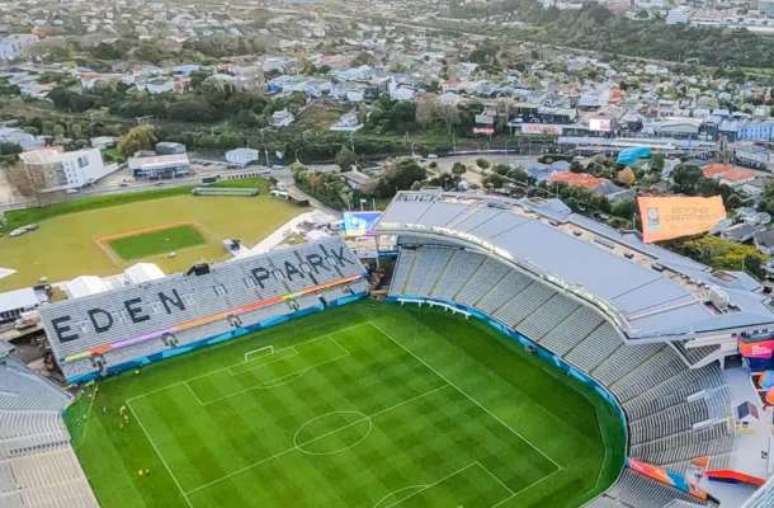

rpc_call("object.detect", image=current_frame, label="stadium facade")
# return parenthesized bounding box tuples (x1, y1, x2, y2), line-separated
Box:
(40, 238, 369, 384)
(11, 191, 774, 506)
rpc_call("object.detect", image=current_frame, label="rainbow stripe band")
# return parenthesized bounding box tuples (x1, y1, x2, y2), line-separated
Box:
(63, 275, 363, 363)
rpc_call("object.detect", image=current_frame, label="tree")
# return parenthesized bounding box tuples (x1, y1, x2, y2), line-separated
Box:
(482, 173, 507, 189)
(672, 235, 767, 278)
(415, 94, 441, 128)
(451, 162, 467, 176)
(611, 199, 636, 221)
(48, 87, 96, 113)
(118, 125, 157, 157)
(759, 180, 774, 216)
(0, 142, 22, 157)
(476, 158, 491, 170)
(651, 153, 665, 172)
(616, 168, 636, 187)
(335, 146, 357, 172)
(371, 158, 426, 198)
(167, 99, 217, 123)
(671, 164, 703, 194)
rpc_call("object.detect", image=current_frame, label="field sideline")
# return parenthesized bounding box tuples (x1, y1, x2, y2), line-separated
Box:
(65, 301, 625, 508)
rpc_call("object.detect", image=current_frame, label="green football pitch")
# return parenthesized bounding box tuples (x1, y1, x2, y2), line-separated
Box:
(107, 224, 206, 261)
(65, 301, 626, 508)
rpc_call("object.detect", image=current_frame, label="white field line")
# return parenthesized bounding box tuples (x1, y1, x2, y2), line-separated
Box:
(188, 347, 351, 406)
(388, 460, 521, 508)
(490, 467, 563, 508)
(228, 348, 299, 376)
(243, 345, 274, 362)
(185, 384, 450, 497)
(370, 322, 563, 471)
(293, 411, 374, 457)
(475, 460, 516, 496)
(126, 399, 193, 508)
(126, 322, 369, 405)
(94, 317, 346, 392)
(372, 485, 428, 508)
(383, 462, 480, 508)
(72, 385, 98, 451)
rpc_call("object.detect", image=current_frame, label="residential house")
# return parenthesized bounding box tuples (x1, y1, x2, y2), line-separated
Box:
(702, 163, 757, 187)
(754, 229, 774, 256)
(225, 148, 259, 168)
(271, 109, 295, 128)
(330, 111, 363, 132)
(0, 126, 44, 151)
(0, 34, 38, 61)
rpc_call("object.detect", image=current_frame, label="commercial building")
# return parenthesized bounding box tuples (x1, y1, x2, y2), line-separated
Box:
(128, 153, 191, 179)
(19, 147, 112, 192)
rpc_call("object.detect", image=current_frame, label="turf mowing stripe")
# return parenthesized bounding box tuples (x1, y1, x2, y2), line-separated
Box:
(385, 462, 514, 508)
(127, 397, 193, 508)
(69, 302, 625, 508)
(370, 321, 563, 471)
(491, 467, 563, 508)
(185, 384, 450, 496)
(188, 337, 351, 404)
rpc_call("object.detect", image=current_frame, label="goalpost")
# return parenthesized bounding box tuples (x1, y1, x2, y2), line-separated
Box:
(244, 345, 275, 363)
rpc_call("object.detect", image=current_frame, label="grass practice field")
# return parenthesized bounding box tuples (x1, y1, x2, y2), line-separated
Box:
(106, 224, 206, 261)
(0, 194, 302, 291)
(65, 301, 626, 508)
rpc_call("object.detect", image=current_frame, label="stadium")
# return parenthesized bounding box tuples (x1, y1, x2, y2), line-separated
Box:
(4, 190, 774, 506)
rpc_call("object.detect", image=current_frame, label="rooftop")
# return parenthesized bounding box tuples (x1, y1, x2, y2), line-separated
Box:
(378, 190, 774, 342)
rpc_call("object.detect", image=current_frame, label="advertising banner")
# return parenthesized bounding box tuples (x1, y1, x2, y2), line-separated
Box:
(343, 212, 382, 237)
(638, 196, 726, 243)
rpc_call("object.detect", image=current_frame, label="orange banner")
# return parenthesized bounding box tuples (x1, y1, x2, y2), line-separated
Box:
(638, 196, 726, 243)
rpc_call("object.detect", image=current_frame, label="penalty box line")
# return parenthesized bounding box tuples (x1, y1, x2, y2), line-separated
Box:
(125, 322, 369, 406)
(184, 383, 451, 497)
(185, 347, 351, 406)
(382, 461, 518, 508)
(369, 322, 563, 473)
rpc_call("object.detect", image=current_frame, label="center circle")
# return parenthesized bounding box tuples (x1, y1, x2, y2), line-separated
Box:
(293, 410, 373, 455)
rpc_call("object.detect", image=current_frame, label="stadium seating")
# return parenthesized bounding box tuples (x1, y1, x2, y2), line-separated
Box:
(0, 359, 97, 507)
(476, 270, 533, 315)
(596, 470, 710, 508)
(673, 341, 721, 367)
(389, 244, 735, 508)
(454, 258, 511, 306)
(40, 238, 368, 382)
(428, 249, 486, 301)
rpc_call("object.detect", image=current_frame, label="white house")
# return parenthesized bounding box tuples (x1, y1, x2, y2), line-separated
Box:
(388, 78, 416, 101)
(271, 109, 295, 128)
(665, 8, 690, 25)
(330, 111, 363, 132)
(142, 78, 175, 95)
(19, 147, 113, 192)
(0, 34, 38, 61)
(225, 148, 260, 167)
(0, 127, 45, 151)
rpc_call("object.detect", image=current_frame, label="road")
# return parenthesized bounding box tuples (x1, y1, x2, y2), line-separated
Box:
(1, 151, 534, 213)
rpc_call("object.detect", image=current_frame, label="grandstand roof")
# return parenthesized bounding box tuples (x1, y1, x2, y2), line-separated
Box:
(377, 190, 774, 342)
(0, 287, 39, 314)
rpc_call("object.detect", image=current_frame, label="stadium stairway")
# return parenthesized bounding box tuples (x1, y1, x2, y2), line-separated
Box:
(389, 243, 736, 508)
(0, 358, 98, 507)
